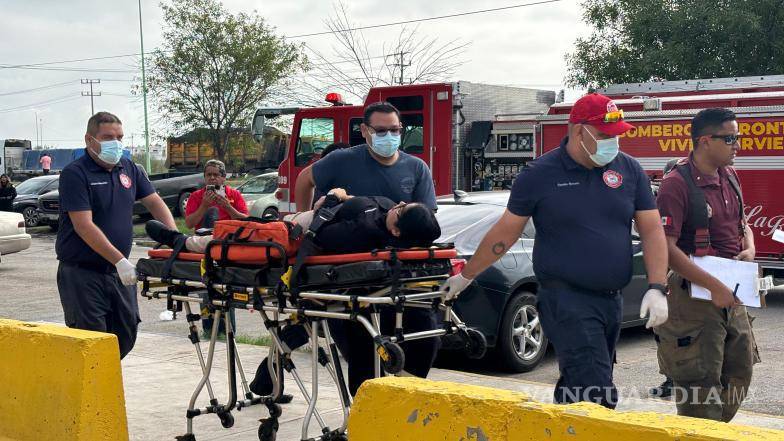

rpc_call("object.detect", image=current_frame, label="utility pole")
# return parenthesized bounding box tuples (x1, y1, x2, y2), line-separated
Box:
(34, 111, 40, 148)
(81, 79, 101, 115)
(138, 0, 151, 173)
(386, 51, 410, 85)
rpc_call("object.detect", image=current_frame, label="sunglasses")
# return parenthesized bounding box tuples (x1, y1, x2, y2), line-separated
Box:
(707, 134, 740, 145)
(369, 125, 403, 136)
(603, 110, 625, 123)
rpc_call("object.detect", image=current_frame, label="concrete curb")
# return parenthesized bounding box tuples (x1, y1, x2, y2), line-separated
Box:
(348, 377, 784, 441)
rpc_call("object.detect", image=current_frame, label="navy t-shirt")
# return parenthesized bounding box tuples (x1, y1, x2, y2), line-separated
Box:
(507, 138, 656, 291)
(311, 145, 437, 210)
(56, 152, 155, 268)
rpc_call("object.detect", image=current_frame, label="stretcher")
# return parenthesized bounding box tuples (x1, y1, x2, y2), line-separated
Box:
(137, 238, 487, 441)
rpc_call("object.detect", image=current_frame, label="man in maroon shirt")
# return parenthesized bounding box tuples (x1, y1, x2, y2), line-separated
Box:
(655, 108, 759, 422)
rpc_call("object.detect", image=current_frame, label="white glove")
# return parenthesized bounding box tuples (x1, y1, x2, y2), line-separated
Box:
(441, 273, 473, 301)
(115, 258, 138, 286)
(640, 288, 668, 328)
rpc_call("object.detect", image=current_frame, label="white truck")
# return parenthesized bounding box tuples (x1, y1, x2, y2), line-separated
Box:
(0, 139, 30, 177)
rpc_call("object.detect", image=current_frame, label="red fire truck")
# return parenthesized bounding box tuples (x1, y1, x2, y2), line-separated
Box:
(495, 75, 784, 279)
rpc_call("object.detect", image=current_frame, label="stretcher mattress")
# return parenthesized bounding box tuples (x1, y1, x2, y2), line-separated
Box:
(137, 247, 457, 289)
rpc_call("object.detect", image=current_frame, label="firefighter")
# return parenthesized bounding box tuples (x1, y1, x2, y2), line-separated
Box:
(442, 93, 669, 409)
(655, 108, 760, 422)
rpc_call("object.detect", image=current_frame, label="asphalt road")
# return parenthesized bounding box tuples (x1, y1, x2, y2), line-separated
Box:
(2, 232, 784, 417)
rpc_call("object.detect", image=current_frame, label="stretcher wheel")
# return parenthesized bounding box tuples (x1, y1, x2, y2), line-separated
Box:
(465, 328, 488, 360)
(219, 411, 234, 428)
(258, 418, 279, 441)
(268, 402, 282, 418)
(378, 341, 405, 374)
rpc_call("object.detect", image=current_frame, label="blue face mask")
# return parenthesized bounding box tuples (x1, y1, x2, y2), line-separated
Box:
(91, 137, 124, 165)
(369, 132, 401, 158)
(581, 127, 619, 166)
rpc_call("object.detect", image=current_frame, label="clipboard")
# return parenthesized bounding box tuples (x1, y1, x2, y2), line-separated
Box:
(688, 255, 762, 308)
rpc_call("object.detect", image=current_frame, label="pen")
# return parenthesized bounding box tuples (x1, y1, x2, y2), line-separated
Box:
(733, 283, 740, 304)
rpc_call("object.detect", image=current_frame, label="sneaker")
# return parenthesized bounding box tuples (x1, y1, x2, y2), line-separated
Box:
(649, 377, 673, 398)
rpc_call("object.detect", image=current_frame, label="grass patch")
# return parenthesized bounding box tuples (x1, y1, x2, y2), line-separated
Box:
(235, 334, 272, 347)
(133, 216, 189, 238)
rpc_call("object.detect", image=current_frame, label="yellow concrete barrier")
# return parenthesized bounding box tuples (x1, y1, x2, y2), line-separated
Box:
(348, 377, 784, 440)
(0, 319, 128, 441)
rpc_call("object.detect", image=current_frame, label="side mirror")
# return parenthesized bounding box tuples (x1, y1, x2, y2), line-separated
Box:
(252, 114, 265, 143)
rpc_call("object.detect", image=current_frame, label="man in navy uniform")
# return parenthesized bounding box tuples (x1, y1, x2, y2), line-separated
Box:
(441, 93, 669, 409)
(56, 111, 176, 359)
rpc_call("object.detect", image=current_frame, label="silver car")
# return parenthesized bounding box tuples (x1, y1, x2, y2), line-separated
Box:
(238, 172, 280, 219)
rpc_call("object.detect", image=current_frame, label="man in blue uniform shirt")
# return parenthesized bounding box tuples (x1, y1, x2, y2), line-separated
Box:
(442, 93, 669, 409)
(56, 111, 176, 359)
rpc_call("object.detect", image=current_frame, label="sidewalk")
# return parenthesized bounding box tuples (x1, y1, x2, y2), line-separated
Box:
(124, 332, 784, 440)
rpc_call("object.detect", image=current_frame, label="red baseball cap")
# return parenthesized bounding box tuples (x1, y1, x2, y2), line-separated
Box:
(568, 93, 634, 136)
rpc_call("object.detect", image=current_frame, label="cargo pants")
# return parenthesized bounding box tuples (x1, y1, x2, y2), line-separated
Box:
(655, 271, 760, 422)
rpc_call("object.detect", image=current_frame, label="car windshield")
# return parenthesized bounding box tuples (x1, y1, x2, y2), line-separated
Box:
(436, 203, 536, 254)
(239, 175, 277, 194)
(15, 177, 52, 195)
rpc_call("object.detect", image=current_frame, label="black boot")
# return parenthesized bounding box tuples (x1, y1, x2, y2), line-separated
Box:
(649, 377, 674, 398)
(145, 220, 186, 248)
(249, 357, 293, 404)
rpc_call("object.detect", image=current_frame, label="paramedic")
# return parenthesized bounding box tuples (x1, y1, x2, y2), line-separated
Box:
(441, 93, 669, 409)
(655, 108, 759, 421)
(56, 111, 176, 359)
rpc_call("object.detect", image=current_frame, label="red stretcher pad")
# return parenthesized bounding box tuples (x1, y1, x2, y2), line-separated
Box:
(147, 248, 457, 265)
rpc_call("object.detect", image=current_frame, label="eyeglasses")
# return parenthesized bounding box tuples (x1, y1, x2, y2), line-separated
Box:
(708, 134, 740, 145)
(603, 110, 625, 123)
(369, 125, 403, 136)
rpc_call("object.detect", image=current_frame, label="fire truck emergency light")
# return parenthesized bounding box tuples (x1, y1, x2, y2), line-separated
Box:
(325, 93, 345, 106)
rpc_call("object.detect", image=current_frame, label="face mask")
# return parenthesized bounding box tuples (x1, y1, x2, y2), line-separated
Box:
(369, 132, 401, 158)
(91, 137, 124, 165)
(581, 127, 619, 166)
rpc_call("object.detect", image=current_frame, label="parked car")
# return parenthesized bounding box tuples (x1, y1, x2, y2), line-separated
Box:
(11, 175, 59, 227)
(36, 166, 204, 230)
(0, 211, 31, 262)
(439, 191, 648, 372)
(239, 172, 280, 219)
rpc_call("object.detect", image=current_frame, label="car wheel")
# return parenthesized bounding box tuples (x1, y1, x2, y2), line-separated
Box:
(176, 191, 191, 217)
(497, 292, 548, 372)
(262, 206, 279, 220)
(22, 206, 40, 228)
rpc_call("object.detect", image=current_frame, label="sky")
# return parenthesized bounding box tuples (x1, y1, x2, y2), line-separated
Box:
(0, 0, 589, 149)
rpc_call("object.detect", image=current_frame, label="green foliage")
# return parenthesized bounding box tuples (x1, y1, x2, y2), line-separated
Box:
(131, 153, 169, 174)
(148, 0, 306, 161)
(566, 0, 784, 88)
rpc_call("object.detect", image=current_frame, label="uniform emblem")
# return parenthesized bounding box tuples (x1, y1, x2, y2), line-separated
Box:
(603, 170, 623, 188)
(706, 203, 713, 218)
(119, 173, 132, 189)
(661, 216, 672, 226)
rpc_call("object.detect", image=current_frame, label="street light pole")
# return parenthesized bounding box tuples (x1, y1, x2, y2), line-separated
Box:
(34, 111, 39, 148)
(138, 0, 151, 173)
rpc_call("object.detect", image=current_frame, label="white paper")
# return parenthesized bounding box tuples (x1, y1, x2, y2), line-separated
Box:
(689, 255, 761, 308)
(773, 229, 784, 244)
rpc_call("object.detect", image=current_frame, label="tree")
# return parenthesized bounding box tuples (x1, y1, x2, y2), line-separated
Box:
(565, 0, 784, 88)
(148, 0, 306, 161)
(302, 1, 469, 102)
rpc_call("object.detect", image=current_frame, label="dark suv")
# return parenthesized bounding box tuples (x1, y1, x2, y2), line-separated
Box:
(439, 191, 648, 372)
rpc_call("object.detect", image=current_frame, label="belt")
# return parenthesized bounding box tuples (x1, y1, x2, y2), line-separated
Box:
(539, 279, 621, 297)
(61, 260, 117, 274)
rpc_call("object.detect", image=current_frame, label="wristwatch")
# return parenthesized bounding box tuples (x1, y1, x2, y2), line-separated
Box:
(648, 283, 669, 296)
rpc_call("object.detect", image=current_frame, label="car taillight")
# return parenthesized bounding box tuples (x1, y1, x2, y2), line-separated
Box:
(275, 188, 289, 202)
(449, 258, 466, 276)
(17, 221, 25, 228)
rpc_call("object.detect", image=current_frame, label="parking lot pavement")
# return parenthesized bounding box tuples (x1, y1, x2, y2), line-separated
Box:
(2, 233, 784, 427)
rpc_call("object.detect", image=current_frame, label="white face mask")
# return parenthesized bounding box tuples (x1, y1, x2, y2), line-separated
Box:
(581, 127, 620, 166)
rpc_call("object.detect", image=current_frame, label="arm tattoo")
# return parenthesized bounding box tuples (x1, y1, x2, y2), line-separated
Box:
(491, 241, 507, 256)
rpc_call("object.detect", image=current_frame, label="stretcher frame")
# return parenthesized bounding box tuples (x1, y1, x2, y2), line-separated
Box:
(138, 239, 486, 441)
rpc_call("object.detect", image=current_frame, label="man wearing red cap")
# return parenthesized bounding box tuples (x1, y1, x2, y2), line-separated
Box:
(442, 93, 669, 409)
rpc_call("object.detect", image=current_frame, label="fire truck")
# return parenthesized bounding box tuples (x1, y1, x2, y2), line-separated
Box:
(493, 75, 784, 280)
(251, 81, 555, 212)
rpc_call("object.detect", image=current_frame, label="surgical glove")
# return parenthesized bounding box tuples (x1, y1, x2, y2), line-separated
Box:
(115, 257, 138, 286)
(640, 288, 668, 328)
(442, 273, 473, 301)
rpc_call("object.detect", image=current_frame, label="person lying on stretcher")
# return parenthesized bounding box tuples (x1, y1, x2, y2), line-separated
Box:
(145, 188, 441, 254)
(145, 189, 442, 402)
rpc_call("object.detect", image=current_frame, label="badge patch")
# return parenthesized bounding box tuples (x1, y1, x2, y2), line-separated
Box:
(706, 203, 713, 218)
(120, 173, 132, 189)
(602, 170, 623, 188)
(661, 216, 672, 226)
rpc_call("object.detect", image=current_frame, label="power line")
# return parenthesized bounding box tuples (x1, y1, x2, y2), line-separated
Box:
(0, 64, 136, 73)
(0, 80, 78, 97)
(286, 0, 562, 38)
(0, 94, 81, 114)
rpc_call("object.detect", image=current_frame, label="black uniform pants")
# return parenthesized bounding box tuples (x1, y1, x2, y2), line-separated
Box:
(57, 261, 141, 359)
(332, 308, 441, 396)
(537, 283, 622, 409)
